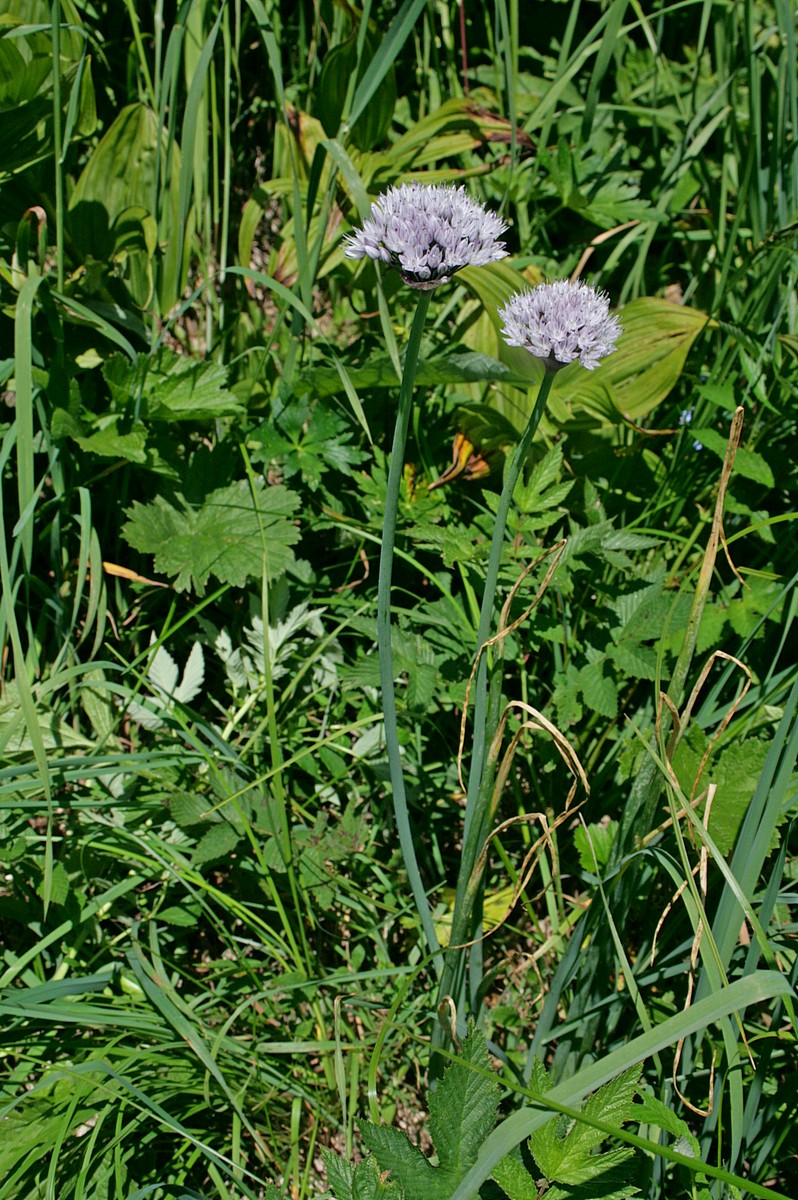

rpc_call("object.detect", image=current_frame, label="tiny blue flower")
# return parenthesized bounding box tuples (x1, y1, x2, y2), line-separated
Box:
(344, 183, 508, 290)
(498, 279, 622, 372)
(679, 409, 693, 425)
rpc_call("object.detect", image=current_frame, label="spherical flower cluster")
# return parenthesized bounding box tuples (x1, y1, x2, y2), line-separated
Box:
(498, 279, 622, 371)
(344, 182, 508, 290)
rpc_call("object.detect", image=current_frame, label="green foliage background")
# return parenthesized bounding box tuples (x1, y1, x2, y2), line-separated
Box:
(0, 1, 796, 1198)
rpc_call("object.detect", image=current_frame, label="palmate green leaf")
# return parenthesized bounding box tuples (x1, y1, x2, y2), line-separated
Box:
(103, 350, 243, 422)
(121, 480, 300, 595)
(528, 1062, 641, 1189)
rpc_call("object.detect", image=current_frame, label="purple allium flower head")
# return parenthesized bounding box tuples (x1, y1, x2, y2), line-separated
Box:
(498, 279, 622, 371)
(344, 183, 508, 290)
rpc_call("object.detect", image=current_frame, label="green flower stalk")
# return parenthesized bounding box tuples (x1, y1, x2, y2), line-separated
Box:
(438, 279, 622, 1024)
(346, 184, 508, 965)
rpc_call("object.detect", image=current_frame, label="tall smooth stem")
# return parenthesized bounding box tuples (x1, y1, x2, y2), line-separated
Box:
(377, 290, 441, 967)
(438, 370, 555, 1019)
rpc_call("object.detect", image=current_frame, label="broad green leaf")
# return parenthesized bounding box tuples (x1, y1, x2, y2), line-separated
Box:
(122, 480, 301, 595)
(173, 642, 205, 704)
(607, 641, 658, 681)
(35, 860, 70, 906)
(449, 972, 793, 1200)
(529, 1063, 641, 1186)
(324, 1153, 356, 1200)
(192, 822, 241, 866)
(169, 793, 217, 827)
(573, 820, 619, 873)
(68, 102, 187, 307)
(579, 662, 618, 719)
(691, 427, 775, 486)
(326, 1154, 402, 1200)
(157, 905, 200, 928)
(51, 407, 149, 463)
(147, 640, 179, 697)
(672, 732, 777, 856)
(459, 269, 709, 429)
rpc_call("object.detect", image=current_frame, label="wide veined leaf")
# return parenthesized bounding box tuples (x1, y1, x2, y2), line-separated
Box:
(585, 298, 712, 420)
(0, 3, 95, 181)
(67, 102, 187, 308)
(122, 480, 300, 595)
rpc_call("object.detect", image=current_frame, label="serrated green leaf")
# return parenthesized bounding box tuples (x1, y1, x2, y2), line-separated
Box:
(169, 793, 218, 827)
(632, 1094, 698, 1152)
(51, 408, 149, 462)
(544, 1169, 640, 1200)
(607, 641, 658, 681)
(429, 1025, 501, 1180)
(323, 1152, 355, 1200)
(529, 1064, 641, 1188)
(491, 1148, 538, 1200)
(35, 860, 70, 906)
(672, 732, 777, 856)
(173, 641, 204, 704)
(579, 662, 618, 719)
(359, 1122, 439, 1199)
(103, 350, 243, 422)
(351, 1156, 403, 1200)
(122, 480, 300, 595)
(192, 822, 241, 866)
(573, 821, 618, 873)
(147, 641, 179, 697)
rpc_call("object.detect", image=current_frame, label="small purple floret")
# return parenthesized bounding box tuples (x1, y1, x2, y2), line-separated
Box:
(498, 279, 622, 371)
(344, 183, 508, 290)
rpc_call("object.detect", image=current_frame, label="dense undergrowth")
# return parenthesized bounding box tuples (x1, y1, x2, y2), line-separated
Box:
(0, 1, 796, 1198)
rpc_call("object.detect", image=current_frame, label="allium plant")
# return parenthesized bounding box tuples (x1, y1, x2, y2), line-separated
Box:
(437, 278, 622, 1037)
(346, 179, 624, 1040)
(346, 183, 507, 962)
(345, 183, 508, 289)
